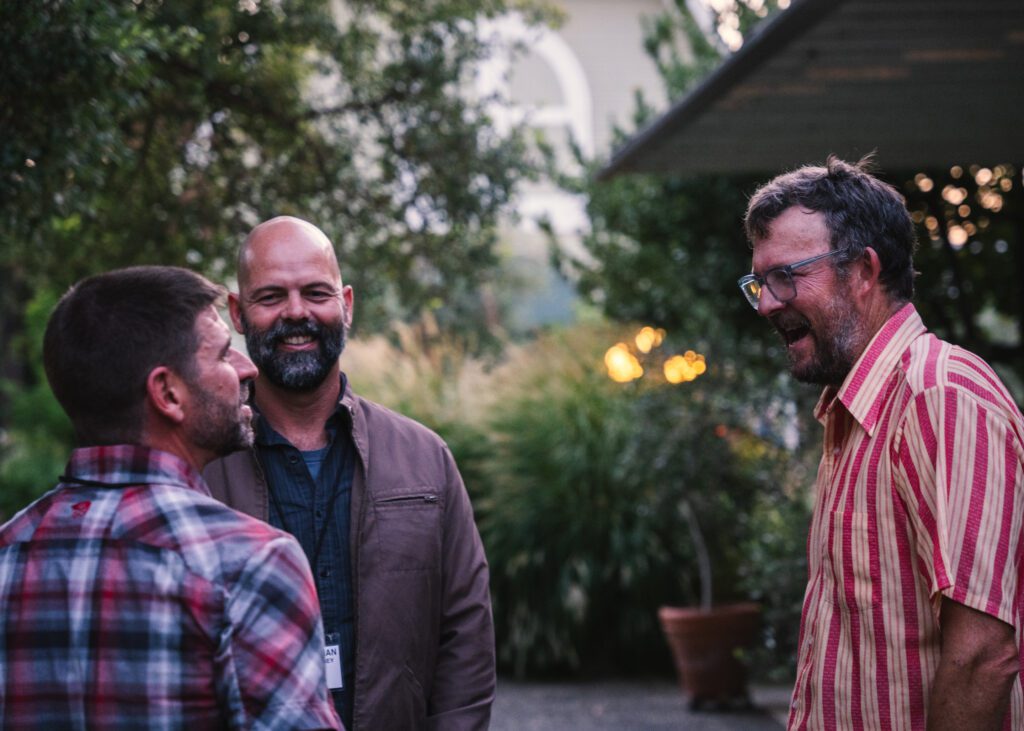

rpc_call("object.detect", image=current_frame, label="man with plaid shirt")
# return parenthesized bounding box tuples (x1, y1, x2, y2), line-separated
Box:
(0, 267, 341, 729)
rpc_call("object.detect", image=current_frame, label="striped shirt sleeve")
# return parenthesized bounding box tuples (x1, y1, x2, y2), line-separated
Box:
(895, 384, 1024, 628)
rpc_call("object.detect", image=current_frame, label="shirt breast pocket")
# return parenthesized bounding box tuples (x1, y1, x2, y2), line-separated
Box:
(826, 510, 882, 610)
(374, 490, 442, 573)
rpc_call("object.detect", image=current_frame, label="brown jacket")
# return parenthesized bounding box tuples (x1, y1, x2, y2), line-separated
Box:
(203, 382, 495, 730)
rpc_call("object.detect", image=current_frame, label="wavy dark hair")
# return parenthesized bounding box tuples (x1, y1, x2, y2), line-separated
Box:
(744, 155, 917, 301)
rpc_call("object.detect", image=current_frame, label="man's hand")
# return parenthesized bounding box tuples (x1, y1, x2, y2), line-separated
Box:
(928, 597, 1018, 731)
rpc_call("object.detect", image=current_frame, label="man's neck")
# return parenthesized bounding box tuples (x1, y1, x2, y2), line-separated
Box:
(858, 296, 906, 355)
(253, 371, 342, 451)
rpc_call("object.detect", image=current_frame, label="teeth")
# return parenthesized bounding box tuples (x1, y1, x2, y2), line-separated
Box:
(282, 335, 314, 345)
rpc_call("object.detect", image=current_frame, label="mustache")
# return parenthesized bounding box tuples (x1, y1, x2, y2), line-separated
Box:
(769, 312, 810, 332)
(262, 318, 323, 343)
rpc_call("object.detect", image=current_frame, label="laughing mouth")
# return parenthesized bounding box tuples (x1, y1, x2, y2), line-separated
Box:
(774, 319, 811, 346)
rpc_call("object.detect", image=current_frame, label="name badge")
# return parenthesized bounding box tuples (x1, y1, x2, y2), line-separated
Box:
(324, 632, 343, 690)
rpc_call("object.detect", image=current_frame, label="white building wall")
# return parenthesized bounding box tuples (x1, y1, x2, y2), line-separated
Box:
(482, 1, 670, 328)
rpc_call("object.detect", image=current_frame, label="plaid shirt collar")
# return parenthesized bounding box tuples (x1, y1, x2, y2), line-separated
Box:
(63, 444, 210, 496)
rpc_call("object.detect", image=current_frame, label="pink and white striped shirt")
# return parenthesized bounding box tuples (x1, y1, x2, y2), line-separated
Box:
(789, 303, 1024, 730)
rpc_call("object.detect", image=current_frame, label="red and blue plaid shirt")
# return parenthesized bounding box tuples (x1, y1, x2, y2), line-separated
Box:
(0, 445, 341, 730)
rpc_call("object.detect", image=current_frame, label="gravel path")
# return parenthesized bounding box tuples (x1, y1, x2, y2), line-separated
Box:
(491, 679, 790, 730)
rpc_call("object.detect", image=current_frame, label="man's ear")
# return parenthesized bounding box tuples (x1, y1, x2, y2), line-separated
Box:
(228, 292, 244, 334)
(146, 366, 187, 425)
(342, 285, 354, 329)
(853, 246, 883, 298)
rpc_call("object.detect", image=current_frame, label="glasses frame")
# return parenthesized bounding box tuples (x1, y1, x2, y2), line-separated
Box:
(738, 248, 847, 310)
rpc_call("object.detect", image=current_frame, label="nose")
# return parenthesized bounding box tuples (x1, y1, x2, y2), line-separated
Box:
(228, 348, 258, 382)
(282, 290, 310, 321)
(756, 284, 786, 317)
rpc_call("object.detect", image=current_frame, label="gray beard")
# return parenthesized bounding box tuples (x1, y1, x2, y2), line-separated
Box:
(241, 314, 346, 392)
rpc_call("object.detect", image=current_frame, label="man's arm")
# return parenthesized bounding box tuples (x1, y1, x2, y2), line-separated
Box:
(219, 534, 343, 730)
(895, 386, 1024, 730)
(927, 597, 1018, 731)
(426, 447, 496, 731)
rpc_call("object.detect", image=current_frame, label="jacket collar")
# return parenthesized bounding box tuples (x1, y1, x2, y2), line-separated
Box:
(339, 375, 370, 473)
(814, 302, 926, 436)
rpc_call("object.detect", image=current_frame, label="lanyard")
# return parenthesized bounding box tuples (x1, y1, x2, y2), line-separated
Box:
(261, 448, 345, 573)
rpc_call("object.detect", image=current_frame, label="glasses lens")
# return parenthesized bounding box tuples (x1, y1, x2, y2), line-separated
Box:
(765, 269, 796, 303)
(739, 277, 761, 309)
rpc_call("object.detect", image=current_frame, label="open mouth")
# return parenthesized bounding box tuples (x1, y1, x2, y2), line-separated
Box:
(281, 334, 316, 346)
(772, 316, 811, 347)
(780, 324, 810, 346)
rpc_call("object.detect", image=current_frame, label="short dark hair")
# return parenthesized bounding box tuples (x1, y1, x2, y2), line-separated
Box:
(744, 155, 917, 301)
(43, 266, 224, 445)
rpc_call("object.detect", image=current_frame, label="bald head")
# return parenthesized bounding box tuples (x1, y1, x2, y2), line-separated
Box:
(237, 216, 341, 290)
(229, 216, 353, 394)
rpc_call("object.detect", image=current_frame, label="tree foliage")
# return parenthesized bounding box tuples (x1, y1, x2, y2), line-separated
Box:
(900, 166, 1023, 397)
(1, 0, 548, 388)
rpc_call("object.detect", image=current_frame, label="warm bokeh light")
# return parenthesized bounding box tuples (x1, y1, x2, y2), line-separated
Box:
(914, 173, 934, 192)
(664, 351, 707, 384)
(605, 343, 643, 383)
(634, 326, 665, 353)
(979, 189, 1004, 212)
(941, 185, 967, 205)
(947, 225, 968, 248)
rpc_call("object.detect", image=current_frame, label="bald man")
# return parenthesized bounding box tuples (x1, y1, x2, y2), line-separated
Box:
(203, 217, 495, 731)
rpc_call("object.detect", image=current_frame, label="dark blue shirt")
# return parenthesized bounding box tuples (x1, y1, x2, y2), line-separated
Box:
(253, 390, 356, 730)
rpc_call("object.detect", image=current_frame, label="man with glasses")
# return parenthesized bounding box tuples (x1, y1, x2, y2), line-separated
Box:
(740, 157, 1024, 730)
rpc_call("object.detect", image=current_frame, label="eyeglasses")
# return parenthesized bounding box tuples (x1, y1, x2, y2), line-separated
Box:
(737, 248, 847, 310)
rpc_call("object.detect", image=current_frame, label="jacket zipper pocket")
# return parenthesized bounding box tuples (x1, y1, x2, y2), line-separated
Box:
(376, 494, 439, 505)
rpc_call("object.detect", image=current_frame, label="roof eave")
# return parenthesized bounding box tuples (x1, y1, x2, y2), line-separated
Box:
(597, 0, 840, 181)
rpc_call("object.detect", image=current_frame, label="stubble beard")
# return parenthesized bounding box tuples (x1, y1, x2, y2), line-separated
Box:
(186, 381, 255, 457)
(786, 292, 862, 387)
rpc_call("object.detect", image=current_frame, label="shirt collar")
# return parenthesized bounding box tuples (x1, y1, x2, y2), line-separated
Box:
(814, 302, 926, 435)
(63, 445, 209, 494)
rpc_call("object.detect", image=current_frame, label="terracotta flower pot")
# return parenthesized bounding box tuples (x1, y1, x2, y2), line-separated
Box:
(658, 602, 761, 710)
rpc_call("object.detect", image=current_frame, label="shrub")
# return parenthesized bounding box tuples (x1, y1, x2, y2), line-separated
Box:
(476, 323, 807, 677)
(0, 289, 74, 521)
